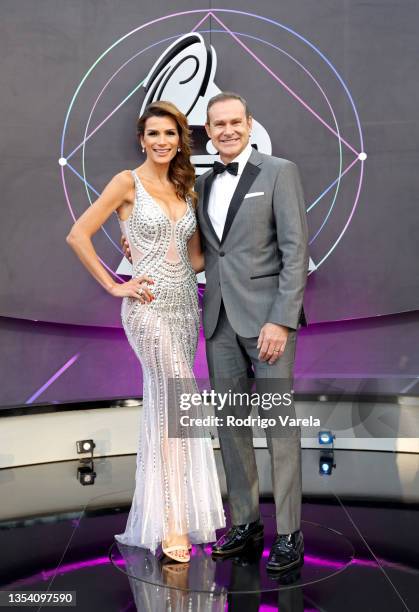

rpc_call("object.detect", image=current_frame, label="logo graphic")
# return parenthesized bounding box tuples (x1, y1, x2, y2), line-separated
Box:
(140, 32, 272, 173)
(59, 9, 365, 282)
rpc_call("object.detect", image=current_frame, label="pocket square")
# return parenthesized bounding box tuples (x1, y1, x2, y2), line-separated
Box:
(244, 191, 264, 199)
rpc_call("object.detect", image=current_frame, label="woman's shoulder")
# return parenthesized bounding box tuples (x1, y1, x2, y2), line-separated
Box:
(101, 171, 136, 205)
(108, 169, 136, 194)
(114, 169, 136, 185)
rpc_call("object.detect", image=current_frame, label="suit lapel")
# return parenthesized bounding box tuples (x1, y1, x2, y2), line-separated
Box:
(202, 171, 221, 245)
(221, 154, 262, 244)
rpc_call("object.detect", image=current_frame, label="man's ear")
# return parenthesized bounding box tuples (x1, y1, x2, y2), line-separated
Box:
(204, 122, 211, 139)
(247, 115, 253, 132)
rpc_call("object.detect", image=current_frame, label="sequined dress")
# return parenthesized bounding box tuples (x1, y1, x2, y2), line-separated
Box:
(114, 171, 225, 553)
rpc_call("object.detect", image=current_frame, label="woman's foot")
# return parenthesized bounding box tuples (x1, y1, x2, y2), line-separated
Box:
(162, 536, 191, 563)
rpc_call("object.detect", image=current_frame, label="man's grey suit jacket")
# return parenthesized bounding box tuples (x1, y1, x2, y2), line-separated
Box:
(195, 148, 309, 340)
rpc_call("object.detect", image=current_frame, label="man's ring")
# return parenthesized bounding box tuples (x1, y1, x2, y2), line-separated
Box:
(273, 348, 280, 353)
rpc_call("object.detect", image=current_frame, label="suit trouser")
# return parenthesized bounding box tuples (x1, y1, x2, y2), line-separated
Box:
(205, 302, 302, 534)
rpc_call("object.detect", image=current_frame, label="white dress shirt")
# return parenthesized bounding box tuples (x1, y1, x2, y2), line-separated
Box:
(208, 143, 253, 241)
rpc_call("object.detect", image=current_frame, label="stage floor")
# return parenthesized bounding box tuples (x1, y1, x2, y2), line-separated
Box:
(1, 450, 418, 611)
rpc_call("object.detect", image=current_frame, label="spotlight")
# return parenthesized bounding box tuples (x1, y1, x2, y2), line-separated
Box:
(319, 451, 336, 476)
(76, 439, 96, 456)
(318, 430, 335, 445)
(77, 460, 96, 486)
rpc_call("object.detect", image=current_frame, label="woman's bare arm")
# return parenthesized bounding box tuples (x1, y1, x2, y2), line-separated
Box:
(66, 171, 154, 301)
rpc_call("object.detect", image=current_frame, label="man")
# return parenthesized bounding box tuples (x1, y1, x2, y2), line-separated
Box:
(123, 92, 309, 573)
(197, 92, 308, 573)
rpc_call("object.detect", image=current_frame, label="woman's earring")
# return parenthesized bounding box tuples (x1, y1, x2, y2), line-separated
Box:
(142, 147, 145, 154)
(177, 147, 181, 152)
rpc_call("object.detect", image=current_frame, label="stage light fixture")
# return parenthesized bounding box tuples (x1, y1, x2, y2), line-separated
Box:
(77, 460, 96, 486)
(319, 451, 336, 476)
(76, 439, 96, 456)
(318, 430, 335, 445)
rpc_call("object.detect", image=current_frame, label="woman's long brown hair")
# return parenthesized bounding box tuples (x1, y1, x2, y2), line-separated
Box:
(137, 101, 197, 206)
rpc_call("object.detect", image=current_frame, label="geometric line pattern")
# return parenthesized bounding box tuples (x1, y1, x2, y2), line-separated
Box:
(60, 8, 365, 276)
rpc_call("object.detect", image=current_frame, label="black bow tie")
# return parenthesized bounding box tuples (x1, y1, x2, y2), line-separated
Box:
(212, 161, 239, 176)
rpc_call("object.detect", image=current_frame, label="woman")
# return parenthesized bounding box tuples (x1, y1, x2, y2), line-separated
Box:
(67, 100, 225, 562)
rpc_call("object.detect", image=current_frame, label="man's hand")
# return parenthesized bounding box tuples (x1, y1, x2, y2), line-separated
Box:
(121, 235, 132, 263)
(257, 323, 289, 364)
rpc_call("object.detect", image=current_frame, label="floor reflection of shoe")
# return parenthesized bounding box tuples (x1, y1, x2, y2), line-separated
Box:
(266, 530, 304, 574)
(267, 567, 302, 585)
(162, 562, 190, 576)
(231, 542, 264, 567)
(161, 560, 190, 590)
(211, 519, 264, 558)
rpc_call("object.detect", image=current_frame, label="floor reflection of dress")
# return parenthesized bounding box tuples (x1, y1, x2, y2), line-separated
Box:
(117, 544, 227, 612)
(114, 172, 225, 553)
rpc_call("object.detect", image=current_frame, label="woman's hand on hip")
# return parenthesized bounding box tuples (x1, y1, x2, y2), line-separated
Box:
(110, 275, 154, 302)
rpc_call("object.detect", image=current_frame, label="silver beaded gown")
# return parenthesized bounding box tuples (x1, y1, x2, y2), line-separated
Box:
(114, 171, 225, 554)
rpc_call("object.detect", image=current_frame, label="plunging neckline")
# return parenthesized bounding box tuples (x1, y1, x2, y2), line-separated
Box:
(134, 171, 189, 224)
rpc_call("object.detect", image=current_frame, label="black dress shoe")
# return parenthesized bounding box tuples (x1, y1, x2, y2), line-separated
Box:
(212, 519, 264, 557)
(266, 530, 304, 573)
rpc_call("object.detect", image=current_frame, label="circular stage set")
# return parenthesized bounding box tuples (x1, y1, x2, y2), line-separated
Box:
(110, 514, 355, 598)
(1, 450, 418, 611)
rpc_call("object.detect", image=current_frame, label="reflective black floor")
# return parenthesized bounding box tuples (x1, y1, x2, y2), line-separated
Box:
(1, 450, 418, 611)
(111, 515, 355, 595)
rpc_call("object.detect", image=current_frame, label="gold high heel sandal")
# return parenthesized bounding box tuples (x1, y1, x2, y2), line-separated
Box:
(162, 543, 190, 563)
